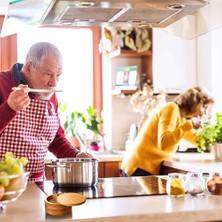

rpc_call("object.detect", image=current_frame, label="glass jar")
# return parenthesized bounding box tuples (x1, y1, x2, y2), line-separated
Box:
(166, 173, 186, 197)
(207, 172, 222, 195)
(186, 172, 205, 196)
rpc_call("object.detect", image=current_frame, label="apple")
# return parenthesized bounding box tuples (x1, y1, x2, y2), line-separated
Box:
(3, 176, 22, 201)
(5, 177, 22, 192)
(0, 184, 5, 201)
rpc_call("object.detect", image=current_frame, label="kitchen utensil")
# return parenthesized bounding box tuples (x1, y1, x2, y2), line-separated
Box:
(12, 87, 63, 93)
(45, 192, 86, 216)
(45, 194, 71, 216)
(56, 193, 86, 206)
(48, 158, 99, 187)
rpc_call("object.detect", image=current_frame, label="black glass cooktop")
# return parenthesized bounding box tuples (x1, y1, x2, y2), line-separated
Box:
(36, 176, 167, 199)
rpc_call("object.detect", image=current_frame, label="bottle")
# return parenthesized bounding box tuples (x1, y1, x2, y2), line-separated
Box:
(207, 172, 222, 195)
(166, 173, 186, 197)
(186, 172, 205, 196)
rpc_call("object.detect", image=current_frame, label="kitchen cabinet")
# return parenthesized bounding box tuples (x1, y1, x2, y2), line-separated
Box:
(45, 164, 53, 180)
(98, 161, 122, 178)
(102, 28, 153, 95)
(111, 49, 153, 94)
(152, 29, 196, 93)
(102, 30, 152, 150)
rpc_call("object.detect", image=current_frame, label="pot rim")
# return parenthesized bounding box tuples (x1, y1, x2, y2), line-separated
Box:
(51, 158, 99, 164)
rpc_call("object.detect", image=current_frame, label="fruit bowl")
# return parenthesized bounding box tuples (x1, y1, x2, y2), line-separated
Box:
(0, 172, 29, 210)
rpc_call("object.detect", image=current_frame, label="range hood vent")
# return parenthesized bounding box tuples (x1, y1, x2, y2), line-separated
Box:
(2, 0, 222, 39)
(4, 0, 207, 27)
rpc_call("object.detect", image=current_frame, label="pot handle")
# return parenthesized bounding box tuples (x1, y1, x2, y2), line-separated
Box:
(46, 164, 68, 168)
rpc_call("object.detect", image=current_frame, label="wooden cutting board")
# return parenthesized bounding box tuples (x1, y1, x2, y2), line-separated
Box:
(57, 193, 86, 207)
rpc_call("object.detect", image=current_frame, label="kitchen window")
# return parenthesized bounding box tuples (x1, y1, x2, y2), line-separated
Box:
(17, 27, 94, 122)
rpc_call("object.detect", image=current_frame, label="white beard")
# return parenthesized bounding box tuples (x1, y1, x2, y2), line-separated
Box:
(34, 92, 54, 100)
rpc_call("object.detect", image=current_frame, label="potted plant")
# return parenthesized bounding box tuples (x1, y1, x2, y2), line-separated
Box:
(58, 103, 104, 150)
(58, 102, 85, 148)
(83, 106, 103, 135)
(196, 112, 222, 159)
(83, 106, 104, 151)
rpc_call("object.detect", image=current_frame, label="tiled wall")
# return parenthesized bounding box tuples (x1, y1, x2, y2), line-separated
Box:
(111, 95, 141, 149)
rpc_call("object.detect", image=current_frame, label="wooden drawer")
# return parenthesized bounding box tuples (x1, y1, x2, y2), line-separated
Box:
(98, 161, 122, 178)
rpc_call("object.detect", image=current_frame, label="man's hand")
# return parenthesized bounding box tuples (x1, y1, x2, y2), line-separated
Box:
(76, 152, 94, 158)
(7, 84, 30, 111)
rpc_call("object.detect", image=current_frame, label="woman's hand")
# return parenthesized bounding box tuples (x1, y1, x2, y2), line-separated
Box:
(190, 117, 203, 129)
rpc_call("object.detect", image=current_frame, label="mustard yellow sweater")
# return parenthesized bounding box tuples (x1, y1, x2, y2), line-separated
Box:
(121, 102, 198, 175)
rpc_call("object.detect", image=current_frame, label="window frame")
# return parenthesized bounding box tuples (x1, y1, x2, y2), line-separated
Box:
(0, 16, 102, 111)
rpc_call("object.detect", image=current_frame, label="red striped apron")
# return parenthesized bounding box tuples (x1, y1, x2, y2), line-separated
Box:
(0, 99, 59, 181)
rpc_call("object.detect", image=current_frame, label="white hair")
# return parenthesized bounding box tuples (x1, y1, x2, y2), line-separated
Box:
(24, 42, 63, 68)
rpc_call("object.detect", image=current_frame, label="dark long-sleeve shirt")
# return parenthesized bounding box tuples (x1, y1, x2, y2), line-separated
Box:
(0, 63, 79, 158)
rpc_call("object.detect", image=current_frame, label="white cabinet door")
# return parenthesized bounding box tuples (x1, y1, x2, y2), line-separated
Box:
(152, 29, 197, 93)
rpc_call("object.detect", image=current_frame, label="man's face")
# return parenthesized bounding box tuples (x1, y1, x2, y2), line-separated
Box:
(27, 52, 63, 100)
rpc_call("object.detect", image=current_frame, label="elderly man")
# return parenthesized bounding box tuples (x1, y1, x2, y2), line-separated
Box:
(0, 42, 92, 181)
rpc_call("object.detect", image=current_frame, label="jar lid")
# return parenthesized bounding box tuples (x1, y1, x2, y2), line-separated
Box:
(168, 173, 184, 178)
(210, 172, 222, 177)
(187, 172, 203, 177)
(57, 193, 86, 207)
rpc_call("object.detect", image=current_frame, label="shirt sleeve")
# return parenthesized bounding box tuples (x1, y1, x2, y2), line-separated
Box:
(158, 103, 193, 150)
(0, 101, 17, 134)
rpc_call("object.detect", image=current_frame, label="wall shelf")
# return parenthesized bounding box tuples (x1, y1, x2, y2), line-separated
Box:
(117, 49, 152, 57)
(112, 88, 138, 96)
(102, 28, 153, 149)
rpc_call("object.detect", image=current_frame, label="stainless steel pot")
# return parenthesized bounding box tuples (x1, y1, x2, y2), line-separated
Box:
(49, 158, 99, 188)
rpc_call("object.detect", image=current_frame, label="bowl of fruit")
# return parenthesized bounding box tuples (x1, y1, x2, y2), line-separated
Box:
(0, 152, 29, 210)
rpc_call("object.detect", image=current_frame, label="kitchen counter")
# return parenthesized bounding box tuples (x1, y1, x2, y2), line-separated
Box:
(90, 150, 220, 173)
(2, 178, 222, 221)
(163, 152, 222, 173)
(45, 149, 214, 163)
(45, 150, 221, 174)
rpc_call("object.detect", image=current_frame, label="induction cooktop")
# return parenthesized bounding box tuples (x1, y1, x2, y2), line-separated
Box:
(36, 176, 167, 199)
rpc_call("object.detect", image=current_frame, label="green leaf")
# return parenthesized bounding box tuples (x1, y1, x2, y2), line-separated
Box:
(195, 112, 222, 152)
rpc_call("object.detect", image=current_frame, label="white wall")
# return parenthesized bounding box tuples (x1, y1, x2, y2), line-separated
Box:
(197, 27, 222, 113)
(0, 0, 8, 15)
(102, 54, 142, 150)
(152, 29, 197, 93)
(153, 26, 222, 114)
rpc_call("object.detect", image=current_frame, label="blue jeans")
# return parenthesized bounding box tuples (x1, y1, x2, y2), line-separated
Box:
(122, 168, 152, 177)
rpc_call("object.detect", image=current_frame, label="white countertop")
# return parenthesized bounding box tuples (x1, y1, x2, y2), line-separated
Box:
(164, 152, 222, 173)
(2, 180, 222, 222)
(3, 150, 222, 222)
